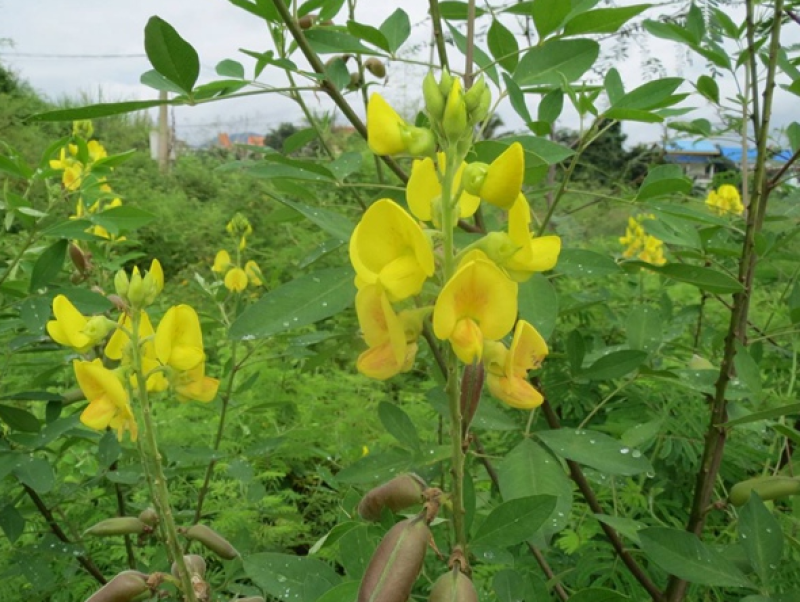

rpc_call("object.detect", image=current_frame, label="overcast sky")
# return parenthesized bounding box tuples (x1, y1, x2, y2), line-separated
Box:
(0, 1, 795, 147)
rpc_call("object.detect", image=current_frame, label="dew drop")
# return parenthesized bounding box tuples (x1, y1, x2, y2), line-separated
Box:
(620, 447, 630, 454)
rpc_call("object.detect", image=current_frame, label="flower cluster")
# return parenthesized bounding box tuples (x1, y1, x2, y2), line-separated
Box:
(212, 214, 263, 293)
(351, 73, 561, 410)
(705, 184, 744, 216)
(46, 259, 219, 441)
(619, 214, 667, 266)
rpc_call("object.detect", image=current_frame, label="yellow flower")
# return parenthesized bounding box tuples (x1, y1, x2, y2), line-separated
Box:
(484, 320, 547, 409)
(155, 305, 205, 372)
(619, 215, 666, 266)
(245, 260, 263, 286)
(349, 199, 435, 302)
(433, 258, 518, 363)
(502, 195, 561, 281)
(355, 284, 421, 380)
(73, 359, 137, 441)
(105, 311, 169, 393)
(224, 267, 248, 292)
(366, 93, 434, 156)
(212, 250, 231, 273)
(72, 120, 94, 138)
(462, 142, 525, 209)
(174, 363, 219, 403)
(87, 140, 107, 162)
(705, 184, 744, 216)
(406, 154, 480, 225)
(47, 295, 97, 353)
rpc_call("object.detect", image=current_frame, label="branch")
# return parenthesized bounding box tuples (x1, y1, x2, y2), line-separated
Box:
(270, 0, 408, 184)
(539, 399, 663, 601)
(428, 0, 450, 72)
(767, 146, 800, 191)
(23, 484, 106, 584)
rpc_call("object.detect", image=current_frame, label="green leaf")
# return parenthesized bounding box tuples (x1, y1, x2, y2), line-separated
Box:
(227, 0, 283, 22)
(0, 504, 25, 544)
(346, 20, 390, 53)
(556, 248, 622, 278)
(734, 342, 761, 398)
(518, 273, 558, 340)
(229, 266, 355, 339)
(582, 349, 647, 380)
(244, 553, 339, 600)
(13, 455, 55, 493)
(0, 153, 33, 179)
(603, 108, 664, 123)
(566, 330, 585, 374)
(639, 527, 754, 588)
(334, 449, 414, 485)
(30, 100, 170, 122)
(30, 239, 67, 292)
(247, 160, 336, 182)
(438, 1, 487, 19)
(328, 152, 362, 181)
(531, 0, 571, 38)
(268, 196, 353, 241)
(488, 19, 519, 72)
(304, 29, 381, 55)
(622, 419, 663, 449)
(493, 570, 541, 602)
(634, 262, 744, 295)
(538, 89, 564, 124)
(626, 307, 662, 354)
(282, 128, 319, 154)
(537, 429, 653, 476)
(643, 19, 698, 46)
(472, 495, 557, 547)
(0, 405, 40, 433)
(787, 122, 800, 153)
(378, 402, 420, 452)
(722, 403, 800, 427)
(697, 75, 720, 104)
(140, 69, 188, 94)
(609, 78, 683, 111)
(216, 59, 245, 79)
(569, 589, 631, 602)
(98, 431, 121, 468)
(91, 206, 156, 235)
(604, 68, 625, 105)
(515, 39, 599, 86)
(379, 9, 410, 54)
(316, 581, 360, 602)
(739, 492, 783, 582)
(564, 5, 650, 36)
(144, 16, 200, 94)
(323, 56, 350, 92)
(497, 439, 572, 535)
(594, 514, 646, 545)
(636, 164, 692, 200)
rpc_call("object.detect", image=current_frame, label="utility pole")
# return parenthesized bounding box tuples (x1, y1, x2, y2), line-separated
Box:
(158, 90, 170, 173)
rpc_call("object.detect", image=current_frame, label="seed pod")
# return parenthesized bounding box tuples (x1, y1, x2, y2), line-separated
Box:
(365, 58, 386, 78)
(183, 524, 240, 560)
(138, 507, 159, 527)
(84, 517, 148, 537)
(298, 14, 316, 29)
(86, 571, 149, 602)
(172, 554, 207, 579)
(729, 476, 800, 506)
(358, 516, 430, 602)
(358, 474, 427, 522)
(429, 569, 478, 602)
(348, 72, 363, 90)
(69, 243, 90, 274)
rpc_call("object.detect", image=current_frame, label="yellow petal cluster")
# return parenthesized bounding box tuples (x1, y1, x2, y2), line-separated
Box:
(619, 214, 666, 266)
(349, 199, 435, 302)
(366, 93, 434, 157)
(705, 184, 744, 216)
(462, 143, 525, 210)
(212, 215, 263, 292)
(407, 154, 480, 225)
(74, 359, 138, 441)
(484, 321, 547, 409)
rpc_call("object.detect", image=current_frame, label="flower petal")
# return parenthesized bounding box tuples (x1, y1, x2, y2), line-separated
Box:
(367, 93, 407, 156)
(407, 158, 439, 222)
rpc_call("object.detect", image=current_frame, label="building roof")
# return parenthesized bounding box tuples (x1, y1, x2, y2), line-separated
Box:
(665, 140, 720, 155)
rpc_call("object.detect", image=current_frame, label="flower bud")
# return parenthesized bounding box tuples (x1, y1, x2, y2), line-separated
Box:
(365, 57, 386, 78)
(126, 267, 145, 307)
(423, 71, 445, 121)
(405, 127, 436, 157)
(469, 87, 492, 126)
(82, 316, 116, 345)
(442, 79, 468, 141)
(438, 70, 454, 97)
(114, 270, 130, 300)
(461, 162, 489, 197)
(464, 76, 486, 112)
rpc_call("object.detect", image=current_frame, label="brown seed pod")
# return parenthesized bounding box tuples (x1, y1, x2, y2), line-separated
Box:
(364, 58, 386, 78)
(348, 72, 363, 90)
(69, 243, 91, 274)
(729, 475, 800, 506)
(358, 516, 430, 602)
(297, 14, 316, 29)
(172, 554, 207, 579)
(183, 524, 240, 560)
(137, 507, 159, 527)
(84, 517, 148, 537)
(85, 571, 149, 602)
(428, 569, 478, 602)
(358, 473, 427, 522)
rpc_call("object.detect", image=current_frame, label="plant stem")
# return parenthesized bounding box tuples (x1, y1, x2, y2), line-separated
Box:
(428, 0, 450, 72)
(464, 0, 476, 89)
(130, 311, 197, 602)
(111, 460, 137, 569)
(664, 1, 784, 599)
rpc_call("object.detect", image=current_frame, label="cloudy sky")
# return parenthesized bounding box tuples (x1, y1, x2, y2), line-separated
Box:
(0, 0, 795, 147)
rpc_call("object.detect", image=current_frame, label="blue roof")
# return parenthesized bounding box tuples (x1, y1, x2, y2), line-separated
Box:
(719, 146, 758, 162)
(665, 140, 719, 153)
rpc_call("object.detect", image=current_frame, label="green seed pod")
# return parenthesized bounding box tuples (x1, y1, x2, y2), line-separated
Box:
(429, 569, 479, 602)
(137, 507, 159, 527)
(172, 554, 207, 579)
(365, 58, 386, 78)
(84, 517, 148, 537)
(358, 474, 427, 522)
(86, 571, 149, 602)
(183, 524, 240, 560)
(729, 476, 800, 506)
(358, 516, 430, 602)
(423, 72, 445, 122)
(464, 76, 486, 113)
(298, 14, 316, 29)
